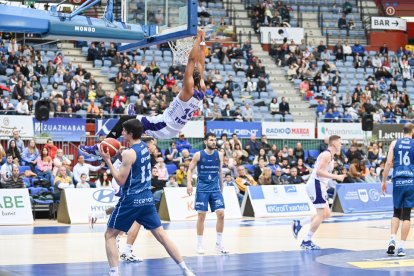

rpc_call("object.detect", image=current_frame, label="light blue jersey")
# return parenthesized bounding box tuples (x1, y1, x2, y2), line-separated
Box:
(196, 149, 221, 193)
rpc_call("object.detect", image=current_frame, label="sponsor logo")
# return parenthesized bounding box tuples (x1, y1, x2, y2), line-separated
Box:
(321, 126, 363, 136)
(369, 189, 380, 202)
(74, 26, 96, 32)
(265, 127, 310, 136)
(284, 185, 297, 193)
(93, 189, 116, 203)
(358, 189, 369, 203)
(377, 129, 404, 140)
(133, 197, 153, 205)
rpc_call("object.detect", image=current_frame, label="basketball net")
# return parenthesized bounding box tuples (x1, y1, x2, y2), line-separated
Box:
(168, 37, 195, 65)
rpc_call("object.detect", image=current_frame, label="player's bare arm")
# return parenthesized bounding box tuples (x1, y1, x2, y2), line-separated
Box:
(187, 151, 200, 195)
(219, 151, 224, 192)
(101, 148, 136, 186)
(316, 152, 346, 182)
(382, 140, 396, 193)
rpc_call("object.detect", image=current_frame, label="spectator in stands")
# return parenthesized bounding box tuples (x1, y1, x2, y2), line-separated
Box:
(233, 58, 244, 73)
(342, 41, 352, 61)
(164, 142, 180, 165)
(287, 167, 305, 184)
(223, 174, 243, 204)
(43, 139, 58, 160)
(246, 134, 261, 157)
(253, 148, 269, 166)
(155, 157, 169, 182)
(52, 149, 71, 176)
(297, 158, 311, 179)
(242, 103, 254, 121)
(218, 94, 234, 111)
(176, 133, 192, 153)
(7, 39, 18, 53)
(280, 158, 291, 175)
(273, 167, 288, 185)
(352, 41, 365, 59)
(293, 142, 305, 161)
(258, 167, 275, 185)
(6, 139, 21, 163)
(230, 133, 242, 150)
(365, 166, 380, 183)
(111, 88, 127, 115)
(253, 158, 267, 181)
(87, 43, 98, 61)
(346, 144, 362, 161)
(342, 0, 353, 14)
(15, 98, 29, 115)
(35, 147, 53, 184)
(7, 130, 24, 154)
(269, 97, 279, 115)
(76, 173, 90, 188)
(279, 97, 290, 117)
(2, 165, 25, 189)
(73, 155, 104, 184)
(235, 165, 257, 194)
(175, 164, 187, 187)
(53, 165, 74, 195)
(337, 14, 350, 37)
(197, 2, 210, 17)
(21, 139, 39, 171)
(0, 155, 14, 187)
(347, 159, 364, 182)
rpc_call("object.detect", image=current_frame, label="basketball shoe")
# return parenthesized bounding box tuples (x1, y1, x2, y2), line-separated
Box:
(300, 240, 320, 250)
(292, 220, 302, 239)
(387, 240, 396, 255)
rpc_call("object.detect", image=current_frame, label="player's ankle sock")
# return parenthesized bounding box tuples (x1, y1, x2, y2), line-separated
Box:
(109, 267, 119, 276)
(399, 240, 405, 249)
(197, 235, 203, 247)
(123, 244, 133, 255)
(178, 261, 188, 270)
(305, 231, 314, 242)
(216, 232, 223, 246)
(300, 217, 311, 225)
(390, 234, 396, 241)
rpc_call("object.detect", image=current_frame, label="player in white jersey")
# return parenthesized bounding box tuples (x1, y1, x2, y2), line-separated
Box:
(292, 135, 346, 249)
(79, 29, 207, 157)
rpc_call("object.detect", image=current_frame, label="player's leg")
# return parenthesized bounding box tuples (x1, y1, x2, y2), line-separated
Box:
(105, 227, 122, 276)
(120, 222, 143, 262)
(211, 192, 228, 254)
(89, 207, 115, 229)
(387, 208, 401, 255)
(397, 207, 411, 256)
(196, 212, 207, 254)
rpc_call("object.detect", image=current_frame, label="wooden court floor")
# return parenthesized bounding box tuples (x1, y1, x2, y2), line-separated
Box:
(1, 213, 414, 276)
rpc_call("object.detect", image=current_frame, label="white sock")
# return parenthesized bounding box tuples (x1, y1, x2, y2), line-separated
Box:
(216, 232, 223, 246)
(399, 240, 406, 249)
(304, 231, 314, 242)
(109, 267, 118, 276)
(178, 261, 188, 270)
(123, 244, 133, 255)
(197, 235, 203, 247)
(390, 234, 396, 241)
(300, 217, 311, 225)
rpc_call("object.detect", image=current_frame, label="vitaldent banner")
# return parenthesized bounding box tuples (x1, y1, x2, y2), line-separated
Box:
(262, 122, 315, 139)
(206, 121, 262, 138)
(0, 189, 33, 225)
(317, 122, 365, 140)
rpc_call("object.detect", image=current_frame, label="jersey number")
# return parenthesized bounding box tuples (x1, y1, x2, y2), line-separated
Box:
(141, 163, 151, 183)
(181, 108, 194, 120)
(398, 150, 411, 166)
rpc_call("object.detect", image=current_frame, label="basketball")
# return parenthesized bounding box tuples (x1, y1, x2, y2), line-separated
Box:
(100, 138, 121, 157)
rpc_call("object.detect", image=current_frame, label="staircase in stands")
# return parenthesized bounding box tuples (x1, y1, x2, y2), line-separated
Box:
(225, 0, 316, 121)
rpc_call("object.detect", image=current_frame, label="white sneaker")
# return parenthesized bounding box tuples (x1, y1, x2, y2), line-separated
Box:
(120, 252, 143, 262)
(196, 246, 205, 254)
(183, 267, 195, 276)
(215, 244, 229, 254)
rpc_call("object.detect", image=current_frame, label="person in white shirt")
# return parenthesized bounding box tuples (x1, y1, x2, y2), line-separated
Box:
(372, 54, 382, 71)
(72, 155, 104, 184)
(0, 155, 14, 186)
(16, 98, 30, 115)
(342, 42, 352, 61)
(242, 103, 253, 122)
(76, 173, 90, 188)
(7, 39, 19, 53)
(218, 94, 234, 110)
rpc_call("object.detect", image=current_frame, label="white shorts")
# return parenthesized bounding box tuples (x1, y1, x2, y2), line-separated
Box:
(306, 179, 328, 209)
(137, 95, 201, 139)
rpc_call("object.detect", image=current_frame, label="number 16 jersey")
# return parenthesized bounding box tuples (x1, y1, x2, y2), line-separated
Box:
(393, 137, 414, 179)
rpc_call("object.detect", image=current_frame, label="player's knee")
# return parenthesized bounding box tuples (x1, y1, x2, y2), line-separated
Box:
(197, 212, 207, 221)
(402, 208, 411, 221)
(393, 208, 402, 219)
(104, 229, 116, 241)
(216, 210, 225, 220)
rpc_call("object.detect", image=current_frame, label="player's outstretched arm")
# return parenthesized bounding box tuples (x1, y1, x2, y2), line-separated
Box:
(197, 30, 206, 93)
(382, 140, 395, 193)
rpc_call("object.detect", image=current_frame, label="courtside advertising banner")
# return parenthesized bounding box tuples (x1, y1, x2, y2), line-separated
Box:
(317, 122, 365, 140)
(179, 120, 204, 138)
(333, 183, 393, 213)
(61, 188, 119, 224)
(0, 189, 33, 225)
(260, 27, 304, 44)
(33, 118, 86, 141)
(95, 119, 118, 136)
(262, 122, 315, 139)
(160, 187, 242, 221)
(206, 121, 262, 138)
(0, 115, 34, 138)
(372, 124, 404, 141)
(242, 185, 316, 217)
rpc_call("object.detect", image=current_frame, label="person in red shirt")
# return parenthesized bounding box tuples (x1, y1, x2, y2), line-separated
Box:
(111, 88, 127, 115)
(44, 139, 58, 160)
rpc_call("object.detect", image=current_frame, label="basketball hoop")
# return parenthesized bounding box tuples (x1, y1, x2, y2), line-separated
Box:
(168, 37, 195, 65)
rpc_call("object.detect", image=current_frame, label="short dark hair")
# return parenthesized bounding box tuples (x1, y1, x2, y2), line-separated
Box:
(328, 135, 341, 145)
(122, 119, 143, 139)
(403, 123, 414, 134)
(142, 136, 154, 144)
(205, 132, 216, 140)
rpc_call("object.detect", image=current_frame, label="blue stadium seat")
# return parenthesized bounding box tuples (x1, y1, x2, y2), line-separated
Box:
(308, 150, 320, 160)
(166, 164, 177, 175)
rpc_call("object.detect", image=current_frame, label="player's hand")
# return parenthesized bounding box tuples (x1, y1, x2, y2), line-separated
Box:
(99, 146, 111, 163)
(381, 182, 387, 194)
(336, 174, 346, 182)
(187, 184, 193, 196)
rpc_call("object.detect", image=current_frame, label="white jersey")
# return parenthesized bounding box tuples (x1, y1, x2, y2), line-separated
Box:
(136, 90, 203, 139)
(306, 150, 334, 187)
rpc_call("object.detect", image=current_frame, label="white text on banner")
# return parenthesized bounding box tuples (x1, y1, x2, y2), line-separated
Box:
(242, 185, 315, 218)
(0, 189, 33, 225)
(159, 187, 242, 221)
(262, 122, 315, 139)
(317, 122, 365, 140)
(0, 115, 34, 138)
(58, 188, 119, 224)
(179, 120, 204, 138)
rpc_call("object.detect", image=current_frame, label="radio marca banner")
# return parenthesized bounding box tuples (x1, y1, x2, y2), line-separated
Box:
(0, 115, 34, 138)
(317, 122, 365, 139)
(58, 188, 119, 224)
(332, 183, 393, 213)
(206, 121, 262, 138)
(34, 118, 86, 141)
(0, 189, 33, 225)
(262, 122, 315, 139)
(242, 185, 316, 218)
(159, 187, 242, 221)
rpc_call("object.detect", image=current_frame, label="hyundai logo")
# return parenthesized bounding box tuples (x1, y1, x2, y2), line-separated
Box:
(93, 189, 116, 203)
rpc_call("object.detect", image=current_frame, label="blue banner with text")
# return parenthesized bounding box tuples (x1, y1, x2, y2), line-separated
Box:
(206, 121, 262, 138)
(33, 118, 86, 142)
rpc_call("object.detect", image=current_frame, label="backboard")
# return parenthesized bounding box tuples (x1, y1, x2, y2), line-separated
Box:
(118, 0, 197, 51)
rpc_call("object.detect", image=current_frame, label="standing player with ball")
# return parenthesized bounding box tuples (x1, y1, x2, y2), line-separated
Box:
(79, 28, 207, 158)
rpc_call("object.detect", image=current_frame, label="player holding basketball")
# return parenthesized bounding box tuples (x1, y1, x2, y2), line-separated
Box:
(186, 132, 229, 255)
(80, 28, 207, 157)
(292, 135, 346, 250)
(101, 118, 194, 276)
(381, 123, 414, 257)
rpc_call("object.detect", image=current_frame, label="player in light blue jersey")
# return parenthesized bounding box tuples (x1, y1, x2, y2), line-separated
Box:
(382, 123, 414, 257)
(101, 118, 194, 276)
(186, 132, 228, 255)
